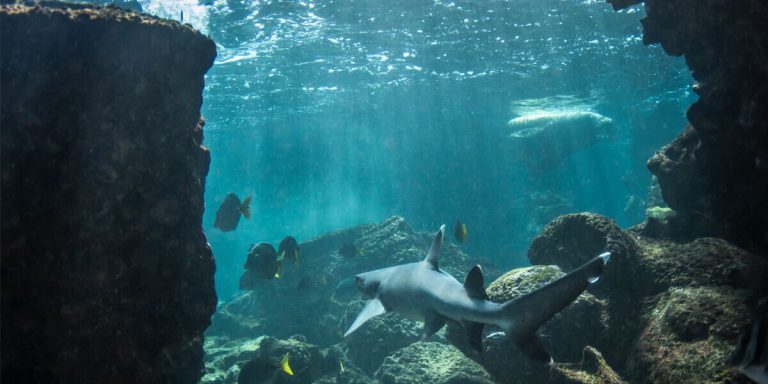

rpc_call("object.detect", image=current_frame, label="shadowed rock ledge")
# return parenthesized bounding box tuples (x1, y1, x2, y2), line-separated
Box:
(1, 2, 216, 383)
(607, 0, 768, 254)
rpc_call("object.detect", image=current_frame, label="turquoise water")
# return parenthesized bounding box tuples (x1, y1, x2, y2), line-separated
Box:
(124, 0, 691, 300)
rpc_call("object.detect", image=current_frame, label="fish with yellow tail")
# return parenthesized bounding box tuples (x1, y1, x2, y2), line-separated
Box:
(237, 353, 293, 384)
(454, 220, 468, 244)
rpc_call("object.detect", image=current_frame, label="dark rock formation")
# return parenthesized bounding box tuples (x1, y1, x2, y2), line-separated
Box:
(607, 0, 768, 254)
(530, 213, 768, 383)
(1, 3, 216, 383)
(528, 213, 640, 296)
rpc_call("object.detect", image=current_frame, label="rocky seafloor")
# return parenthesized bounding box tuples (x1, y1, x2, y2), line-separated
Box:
(202, 214, 768, 384)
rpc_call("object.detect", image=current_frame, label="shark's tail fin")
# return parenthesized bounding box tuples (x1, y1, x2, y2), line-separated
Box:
(500, 252, 611, 364)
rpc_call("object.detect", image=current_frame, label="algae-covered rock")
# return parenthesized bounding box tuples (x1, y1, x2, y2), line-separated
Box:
(374, 342, 493, 384)
(627, 286, 753, 384)
(555, 346, 625, 384)
(631, 237, 768, 296)
(528, 213, 639, 295)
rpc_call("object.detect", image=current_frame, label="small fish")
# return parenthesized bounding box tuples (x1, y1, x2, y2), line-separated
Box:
(238, 353, 293, 384)
(454, 220, 468, 244)
(338, 242, 363, 258)
(730, 316, 768, 383)
(213, 193, 251, 232)
(297, 274, 328, 290)
(242, 242, 284, 284)
(278, 236, 301, 266)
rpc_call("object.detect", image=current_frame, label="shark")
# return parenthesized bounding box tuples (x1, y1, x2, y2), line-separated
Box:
(343, 224, 611, 363)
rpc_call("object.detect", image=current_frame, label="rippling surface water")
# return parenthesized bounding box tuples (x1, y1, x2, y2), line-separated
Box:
(110, 0, 694, 299)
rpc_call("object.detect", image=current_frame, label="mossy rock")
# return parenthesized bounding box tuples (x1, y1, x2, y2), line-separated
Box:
(486, 265, 564, 300)
(627, 286, 753, 384)
(375, 342, 493, 384)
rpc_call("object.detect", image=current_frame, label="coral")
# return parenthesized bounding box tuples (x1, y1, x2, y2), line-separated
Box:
(1, 2, 216, 382)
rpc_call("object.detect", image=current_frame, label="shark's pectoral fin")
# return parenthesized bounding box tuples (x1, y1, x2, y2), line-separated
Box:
(462, 320, 485, 352)
(344, 298, 387, 337)
(509, 331, 552, 364)
(421, 311, 447, 340)
(424, 225, 445, 270)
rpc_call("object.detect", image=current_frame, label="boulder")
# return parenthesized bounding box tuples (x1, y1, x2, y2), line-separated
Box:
(374, 342, 494, 384)
(627, 286, 753, 384)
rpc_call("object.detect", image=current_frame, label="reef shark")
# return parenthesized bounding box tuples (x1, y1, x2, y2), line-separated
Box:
(343, 225, 610, 363)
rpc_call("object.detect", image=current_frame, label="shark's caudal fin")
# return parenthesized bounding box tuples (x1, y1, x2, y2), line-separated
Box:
(501, 252, 611, 364)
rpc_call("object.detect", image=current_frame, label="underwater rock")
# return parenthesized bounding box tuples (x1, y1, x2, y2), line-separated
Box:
(608, 0, 768, 254)
(552, 346, 625, 384)
(374, 342, 494, 384)
(530, 212, 768, 382)
(629, 237, 768, 296)
(528, 213, 639, 296)
(627, 286, 754, 384)
(1, 2, 216, 383)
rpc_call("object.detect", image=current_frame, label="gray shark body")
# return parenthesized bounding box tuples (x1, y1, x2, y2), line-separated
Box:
(344, 225, 610, 363)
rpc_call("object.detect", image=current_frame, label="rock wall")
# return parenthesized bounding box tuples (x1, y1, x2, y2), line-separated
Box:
(0, 3, 216, 383)
(608, 0, 768, 253)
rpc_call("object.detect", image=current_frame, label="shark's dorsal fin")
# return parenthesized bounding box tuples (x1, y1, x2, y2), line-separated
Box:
(424, 225, 445, 270)
(464, 265, 488, 300)
(343, 298, 387, 337)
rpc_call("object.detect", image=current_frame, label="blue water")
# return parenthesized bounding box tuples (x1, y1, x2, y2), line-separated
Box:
(119, 0, 693, 300)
